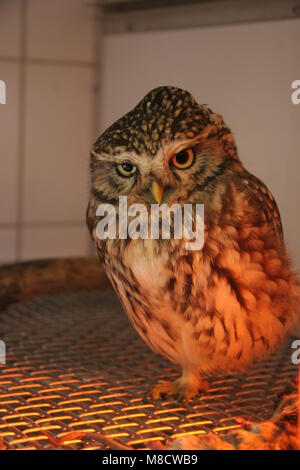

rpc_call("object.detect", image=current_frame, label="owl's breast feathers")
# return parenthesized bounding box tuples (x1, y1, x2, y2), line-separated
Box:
(87, 169, 299, 372)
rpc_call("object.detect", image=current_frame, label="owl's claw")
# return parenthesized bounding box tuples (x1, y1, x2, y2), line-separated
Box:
(146, 377, 209, 405)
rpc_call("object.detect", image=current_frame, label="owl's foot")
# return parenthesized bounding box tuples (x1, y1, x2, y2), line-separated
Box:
(148, 372, 209, 405)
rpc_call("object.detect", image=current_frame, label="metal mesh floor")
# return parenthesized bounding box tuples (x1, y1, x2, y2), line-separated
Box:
(0, 290, 297, 450)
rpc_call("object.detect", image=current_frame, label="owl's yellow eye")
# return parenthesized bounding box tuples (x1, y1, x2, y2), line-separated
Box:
(171, 148, 195, 170)
(116, 162, 137, 178)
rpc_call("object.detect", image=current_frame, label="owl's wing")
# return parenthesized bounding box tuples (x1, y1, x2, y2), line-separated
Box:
(241, 170, 283, 241)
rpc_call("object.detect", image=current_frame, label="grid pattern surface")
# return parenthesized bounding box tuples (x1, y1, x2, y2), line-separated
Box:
(0, 290, 297, 450)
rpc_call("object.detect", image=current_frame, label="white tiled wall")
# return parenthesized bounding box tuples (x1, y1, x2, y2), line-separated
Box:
(23, 64, 93, 224)
(0, 229, 17, 263)
(0, 0, 22, 58)
(0, 62, 20, 225)
(22, 225, 90, 260)
(0, 0, 97, 263)
(26, 0, 95, 63)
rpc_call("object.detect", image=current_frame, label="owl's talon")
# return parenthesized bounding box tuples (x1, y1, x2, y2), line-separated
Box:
(147, 377, 209, 404)
(142, 385, 154, 403)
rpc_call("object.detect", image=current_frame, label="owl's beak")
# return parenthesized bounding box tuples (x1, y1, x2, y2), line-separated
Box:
(151, 181, 164, 204)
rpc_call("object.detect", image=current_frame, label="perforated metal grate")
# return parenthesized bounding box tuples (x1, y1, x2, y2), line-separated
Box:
(0, 291, 297, 450)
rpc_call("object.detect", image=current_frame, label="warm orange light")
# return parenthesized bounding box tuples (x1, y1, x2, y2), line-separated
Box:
(72, 419, 105, 426)
(113, 413, 146, 421)
(137, 426, 172, 435)
(89, 401, 123, 409)
(103, 423, 138, 431)
(213, 424, 241, 432)
(180, 420, 213, 428)
(128, 436, 164, 446)
(2, 412, 39, 419)
(16, 404, 51, 411)
(36, 416, 72, 424)
(0, 421, 27, 428)
(21, 376, 51, 383)
(28, 395, 61, 402)
(172, 430, 206, 438)
(0, 392, 31, 399)
(48, 407, 82, 414)
(80, 410, 112, 418)
(154, 407, 184, 415)
(59, 398, 92, 405)
(122, 404, 154, 412)
(25, 425, 61, 434)
(146, 417, 179, 425)
(10, 436, 49, 445)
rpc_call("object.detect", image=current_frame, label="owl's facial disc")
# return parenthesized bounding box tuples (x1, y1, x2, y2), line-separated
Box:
(91, 86, 239, 206)
(111, 144, 198, 205)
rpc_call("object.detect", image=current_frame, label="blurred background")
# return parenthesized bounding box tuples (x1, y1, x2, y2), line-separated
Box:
(0, 0, 299, 266)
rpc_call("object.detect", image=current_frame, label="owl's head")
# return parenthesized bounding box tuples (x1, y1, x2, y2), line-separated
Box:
(90, 86, 240, 208)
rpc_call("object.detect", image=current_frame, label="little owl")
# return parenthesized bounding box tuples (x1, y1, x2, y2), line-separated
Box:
(86, 86, 300, 403)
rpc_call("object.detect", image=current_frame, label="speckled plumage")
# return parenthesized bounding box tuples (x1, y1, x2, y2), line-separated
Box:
(87, 86, 300, 401)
